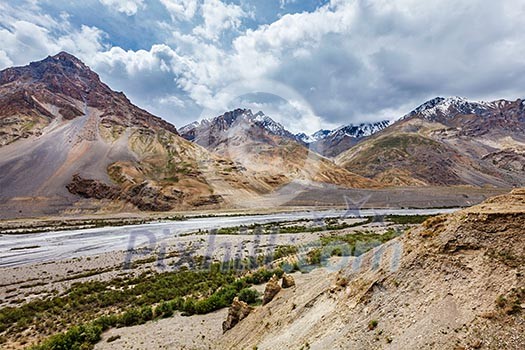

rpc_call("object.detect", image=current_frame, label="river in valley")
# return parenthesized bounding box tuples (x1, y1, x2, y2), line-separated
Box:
(0, 208, 458, 268)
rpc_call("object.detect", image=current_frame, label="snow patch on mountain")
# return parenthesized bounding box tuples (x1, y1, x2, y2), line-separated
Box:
(405, 96, 498, 120)
(295, 133, 315, 143)
(180, 109, 297, 141)
(311, 129, 331, 141)
(305, 121, 391, 144)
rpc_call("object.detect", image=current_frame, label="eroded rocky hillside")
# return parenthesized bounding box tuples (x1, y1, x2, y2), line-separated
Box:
(219, 189, 525, 349)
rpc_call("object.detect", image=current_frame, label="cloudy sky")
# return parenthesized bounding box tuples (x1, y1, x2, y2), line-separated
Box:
(1, 0, 524, 133)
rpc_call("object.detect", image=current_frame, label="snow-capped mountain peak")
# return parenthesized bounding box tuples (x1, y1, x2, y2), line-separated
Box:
(305, 121, 391, 144)
(250, 111, 290, 136)
(180, 109, 298, 142)
(181, 109, 392, 149)
(405, 96, 498, 120)
(329, 120, 392, 139)
(295, 132, 315, 143)
(311, 129, 331, 141)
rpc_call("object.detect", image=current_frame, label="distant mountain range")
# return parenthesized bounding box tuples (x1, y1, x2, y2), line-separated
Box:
(181, 110, 392, 158)
(0, 52, 524, 217)
(305, 121, 392, 157)
(179, 109, 299, 146)
(179, 108, 378, 193)
(336, 96, 525, 186)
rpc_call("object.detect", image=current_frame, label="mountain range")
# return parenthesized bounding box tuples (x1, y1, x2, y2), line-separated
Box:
(305, 120, 392, 157)
(0, 53, 524, 217)
(0, 53, 375, 217)
(336, 96, 525, 186)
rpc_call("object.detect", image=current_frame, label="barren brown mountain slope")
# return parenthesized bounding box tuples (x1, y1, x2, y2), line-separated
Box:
(0, 53, 257, 216)
(219, 189, 525, 349)
(336, 97, 525, 187)
(0, 54, 378, 218)
(180, 109, 380, 191)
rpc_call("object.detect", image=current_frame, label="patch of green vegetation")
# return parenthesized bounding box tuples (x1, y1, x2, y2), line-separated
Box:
(495, 288, 525, 315)
(373, 134, 439, 153)
(306, 248, 322, 265)
(2, 265, 282, 349)
(320, 228, 402, 257)
(199, 217, 373, 236)
(294, 228, 403, 268)
(273, 245, 299, 260)
(368, 319, 378, 330)
(237, 288, 259, 305)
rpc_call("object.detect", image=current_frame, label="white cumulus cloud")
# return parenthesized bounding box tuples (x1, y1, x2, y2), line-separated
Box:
(160, 0, 199, 21)
(193, 0, 249, 41)
(98, 0, 145, 16)
(1, 0, 525, 129)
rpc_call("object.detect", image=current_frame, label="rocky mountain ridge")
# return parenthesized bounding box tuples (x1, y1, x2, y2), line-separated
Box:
(0, 52, 177, 147)
(0, 53, 272, 216)
(0, 53, 378, 217)
(180, 107, 380, 194)
(180, 109, 299, 146)
(308, 120, 392, 157)
(336, 96, 525, 187)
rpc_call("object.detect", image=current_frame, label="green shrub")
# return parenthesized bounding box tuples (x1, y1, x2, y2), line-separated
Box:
(119, 308, 141, 327)
(307, 248, 322, 265)
(155, 301, 173, 318)
(238, 288, 259, 304)
(30, 323, 102, 350)
(386, 214, 435, 225)
(140, 306, 153, 322)
(273, 245, 298, 260)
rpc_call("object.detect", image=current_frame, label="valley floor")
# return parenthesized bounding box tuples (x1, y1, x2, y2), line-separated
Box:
(1, 213, 414, 349)
(0, 185, 506, 225)
(1, 187, 523, 350)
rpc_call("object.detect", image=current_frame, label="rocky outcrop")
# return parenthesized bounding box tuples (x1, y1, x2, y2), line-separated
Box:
(124, 181, 180, 211)
(66, 174, 120, 200)
(281, 273, 295, 288)
(222, 297, 253, 333)
(263, 274, 282, 305)
(66, 174, 184, 211)
(189, 194, 224, 207)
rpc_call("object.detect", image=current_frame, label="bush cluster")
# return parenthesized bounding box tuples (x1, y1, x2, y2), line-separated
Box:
(22, 266, 281, 350)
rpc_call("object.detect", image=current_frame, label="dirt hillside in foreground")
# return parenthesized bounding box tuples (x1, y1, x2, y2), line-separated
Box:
(219, 189, 525, 349)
